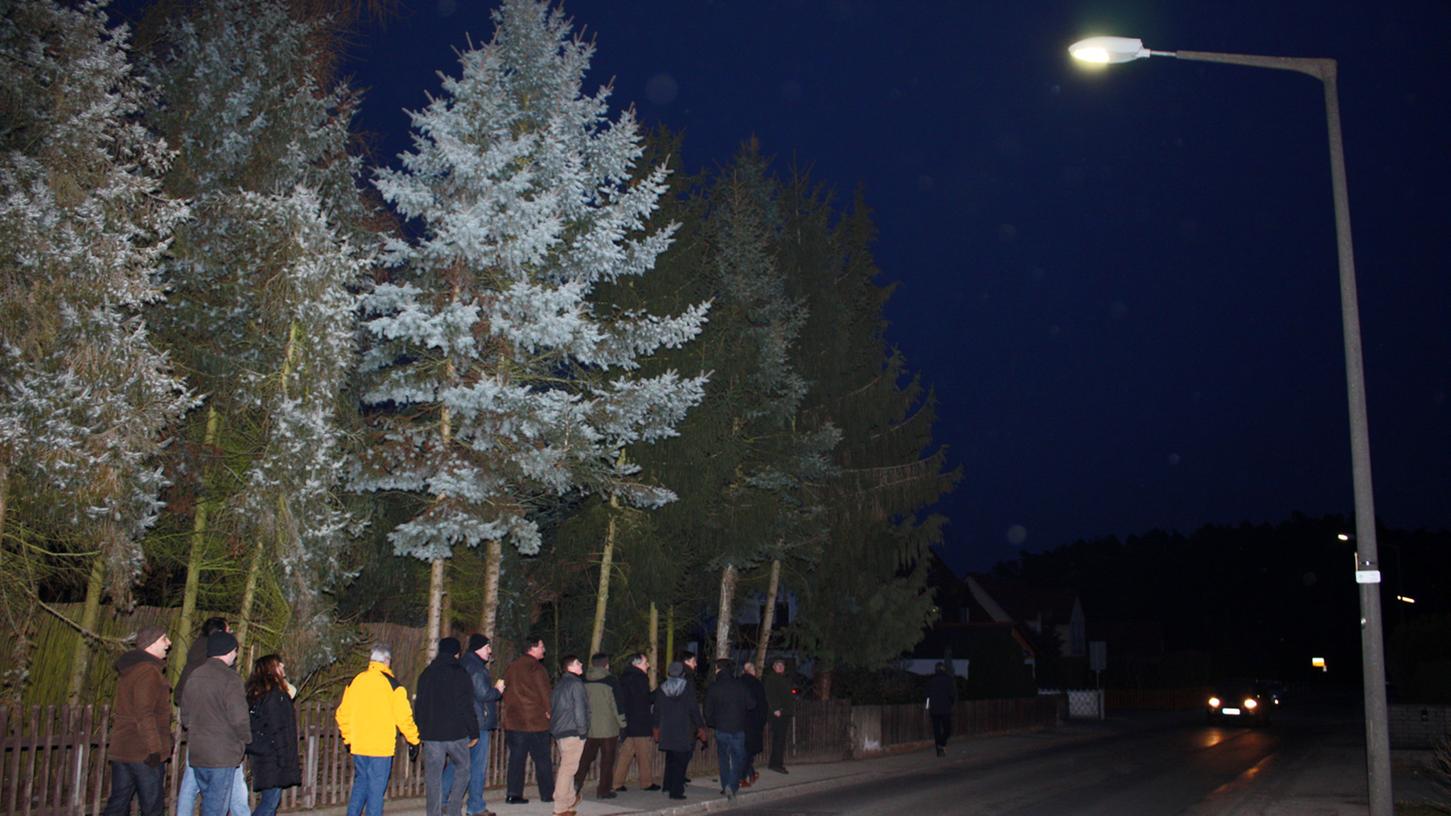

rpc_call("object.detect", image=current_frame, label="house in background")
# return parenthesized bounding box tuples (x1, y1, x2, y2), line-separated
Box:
(966, 573, 1087, 658)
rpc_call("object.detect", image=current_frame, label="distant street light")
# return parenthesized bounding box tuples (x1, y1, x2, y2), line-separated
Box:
(1395, 595, 1416, 605)
(1069, 36, 1392, 816)
(1338, 532, 1352, 542)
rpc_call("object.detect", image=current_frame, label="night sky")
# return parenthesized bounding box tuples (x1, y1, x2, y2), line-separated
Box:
(344, 0, 1451, 572)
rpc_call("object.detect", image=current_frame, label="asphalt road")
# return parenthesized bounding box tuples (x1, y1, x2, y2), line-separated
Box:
(731, 706, 1382, 815)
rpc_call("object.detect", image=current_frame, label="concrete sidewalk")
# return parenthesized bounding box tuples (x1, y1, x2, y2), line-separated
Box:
(355, 725, 1105, 816)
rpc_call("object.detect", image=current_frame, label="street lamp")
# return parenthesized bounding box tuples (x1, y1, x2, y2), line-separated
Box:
(1069, 36, 1392, 815)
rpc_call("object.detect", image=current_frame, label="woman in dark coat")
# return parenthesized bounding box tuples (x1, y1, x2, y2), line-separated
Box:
(245, 654, 301, 816)
(653, 661, 704, 801)
(739, 662, 768, 785)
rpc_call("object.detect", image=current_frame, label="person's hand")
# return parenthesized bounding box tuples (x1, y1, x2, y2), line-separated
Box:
(495, 679, 505, 691)
(468, 738, 478, 748)
(144, 752, 162, 768)
(651, 727, 660, 742)
(695, 727, 707, 745)
(773, 709, 782, 717)
(407, 743, 420, 763)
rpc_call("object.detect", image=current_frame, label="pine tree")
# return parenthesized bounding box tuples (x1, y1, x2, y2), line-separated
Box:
(142, 0, 368, 674)
(357, 0, 707, 648)
(0, 0, 192, 701)
(782, 181, 959, 697)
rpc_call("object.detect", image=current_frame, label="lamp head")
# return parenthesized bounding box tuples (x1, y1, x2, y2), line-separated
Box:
(1069, 36, 1151, 65)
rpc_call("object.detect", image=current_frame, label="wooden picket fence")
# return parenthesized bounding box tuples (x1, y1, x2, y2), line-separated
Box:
(1, 697, 1052, 816)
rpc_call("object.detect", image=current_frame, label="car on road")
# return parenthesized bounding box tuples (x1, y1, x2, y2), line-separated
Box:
(1206, 680, 1271, 725)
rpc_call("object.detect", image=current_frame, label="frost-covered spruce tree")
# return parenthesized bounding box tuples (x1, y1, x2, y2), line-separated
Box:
(143, 0, 367, 671)
(360, 0, 707, 645)
(0, 0, 192, 702)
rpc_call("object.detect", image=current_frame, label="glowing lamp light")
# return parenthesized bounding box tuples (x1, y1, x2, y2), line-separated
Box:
(1207, 696, 1221, 708)
(1243, 698, 1258, 710)
(1396, 595, 1416, 604)
(1068, 36, 1151, 65)
(1312, 656, 1327, 671)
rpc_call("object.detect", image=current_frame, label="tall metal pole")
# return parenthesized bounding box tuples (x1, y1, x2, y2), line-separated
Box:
(1166, 49, 1393, 815)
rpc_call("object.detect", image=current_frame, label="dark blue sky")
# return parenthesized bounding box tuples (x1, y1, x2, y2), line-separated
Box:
(347, 0, 1451, 572)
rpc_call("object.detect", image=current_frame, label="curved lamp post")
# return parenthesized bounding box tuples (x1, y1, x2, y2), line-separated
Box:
(1069, 36, 1391, 815)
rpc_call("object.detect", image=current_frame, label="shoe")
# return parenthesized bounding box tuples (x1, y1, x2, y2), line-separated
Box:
(740, 778, 752, 789)
(769, 766, 788, 774)
(750, 772, 759, 784)
(539, 798, 553, 803)
(936, 746, 946, 757)
(683, 777, 692, 783)
(614, 786, 628, 792)
(598, 792, 617, 799)
(504, 796, 528, 805)
(726, 789, 737, 801)
(669, 794, 687, 800)
(643, 784, 661, 791)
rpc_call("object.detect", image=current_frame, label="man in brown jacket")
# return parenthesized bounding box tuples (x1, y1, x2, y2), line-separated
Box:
(103, 626, 172, 816)
(500, 634, 553, 804)
(180, 632, 252, 816)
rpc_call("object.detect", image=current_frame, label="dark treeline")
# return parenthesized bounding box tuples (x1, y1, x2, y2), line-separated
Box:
(987, 513, 1451, 700)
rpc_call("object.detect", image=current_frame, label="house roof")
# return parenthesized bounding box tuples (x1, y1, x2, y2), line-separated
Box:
(967, 573, 1081, 624)
(910, 621, 1038, 660)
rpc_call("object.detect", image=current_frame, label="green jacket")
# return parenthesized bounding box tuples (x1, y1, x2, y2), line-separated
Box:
(583, 666, 625, 738)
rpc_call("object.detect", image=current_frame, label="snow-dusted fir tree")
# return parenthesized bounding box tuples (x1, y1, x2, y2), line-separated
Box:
(0, 0, 192, 701)
(359, 0, 707, 645)
(144, 0, 367, 670)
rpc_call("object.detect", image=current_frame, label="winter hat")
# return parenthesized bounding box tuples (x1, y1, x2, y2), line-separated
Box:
(206, 631, 238, 657)
(438, 637, 461, 658)
(467, 633, 490, 653)
(134, 626, 167, 651)
(667, 661, 684, 678)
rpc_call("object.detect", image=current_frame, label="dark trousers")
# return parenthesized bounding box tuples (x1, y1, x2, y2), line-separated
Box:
(768, 715, 791, 769)
(663, 750, 691, 797)
(102, 761, 164, 816)
(573, 736, 617, 796)
(931, 714, 953, 748)
(504, 730, 553, 799)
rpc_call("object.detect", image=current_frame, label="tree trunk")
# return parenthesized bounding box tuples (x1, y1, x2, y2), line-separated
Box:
(0, 463, 8, 556)
(66, 555, 106, 704)
(480, 538, 502, 636)
(665, 604, 675, 673)
(236, 490, 285, 657)
(588, 492, 621, 656)
(426, 557, 445, 660)
(648, 601, 659, 690)
(814, 663, 834, 701)
(754, 557, 781, 670)
(172, 404, 220, 683)
(715, 562, 737, 660)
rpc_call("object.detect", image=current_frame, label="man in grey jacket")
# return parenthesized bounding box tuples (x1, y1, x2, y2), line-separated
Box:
(548, 655, 589, 816)
(179, 632, 251, 816)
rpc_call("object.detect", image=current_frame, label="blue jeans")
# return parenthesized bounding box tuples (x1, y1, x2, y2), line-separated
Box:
(102, 761, 165, 816)
(441, 734, 490, 814)
(192, 767, 236, 816)
(177, 762, 251, 816)
(252, 789, 282, 816)
(346, 755, 393, 816)
(714, 730, 746, 794)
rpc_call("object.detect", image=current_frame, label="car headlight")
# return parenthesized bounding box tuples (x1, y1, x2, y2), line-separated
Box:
(1243, 698, 1258, 710)
(1208, 696, 1221, 708)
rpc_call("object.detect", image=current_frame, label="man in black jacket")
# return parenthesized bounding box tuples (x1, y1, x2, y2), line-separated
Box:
(448, 634, 504, 816)
(925, 662, 958, 757)
(611, 653, 658, 792)
(416, 638, 480, 816)
(738, 661, 768, 786)
(703, 660, 755, 801)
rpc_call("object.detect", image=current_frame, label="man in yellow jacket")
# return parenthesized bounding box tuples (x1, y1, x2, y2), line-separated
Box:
(337, 644, 421, 816)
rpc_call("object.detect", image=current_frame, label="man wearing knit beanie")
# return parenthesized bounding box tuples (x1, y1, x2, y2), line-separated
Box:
(416, 638, 479, 816)
(450, 634, 505, 816)
(102, 626, 172, 816)
(180, 630, 250, 816)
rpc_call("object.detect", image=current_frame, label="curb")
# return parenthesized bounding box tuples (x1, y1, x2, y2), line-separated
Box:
(626, 770, 892, 816)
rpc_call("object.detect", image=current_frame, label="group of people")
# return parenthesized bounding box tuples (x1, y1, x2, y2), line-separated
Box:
(104, 621, 800, 816)
(104, 617, 300, 816)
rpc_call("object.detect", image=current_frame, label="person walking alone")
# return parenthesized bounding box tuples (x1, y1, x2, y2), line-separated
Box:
(548, 655, 588, 816)
(652, 662, 703, 802)
(244, 655, 300, 816)
(763, 659, 795, 774)
(925, 662, 957, 757)
(103, 626, 172, 816)
(416, 638, 479, 816)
